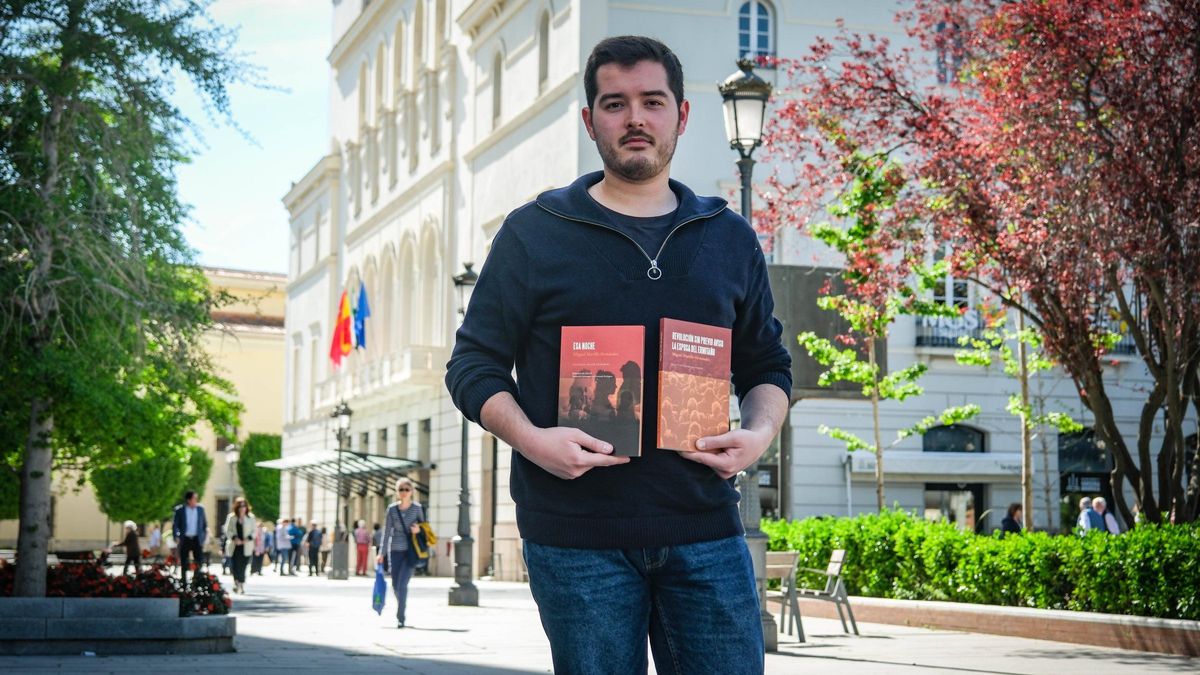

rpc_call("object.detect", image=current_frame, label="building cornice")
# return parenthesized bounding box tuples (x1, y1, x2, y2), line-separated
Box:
(464, 72, 577, 163)
(287, 255, 335, 294)
(283, 154, 341, 216)
(344, 158, 455, 247)
(456, 0, 506, 41)
(328, 0, 391, 68)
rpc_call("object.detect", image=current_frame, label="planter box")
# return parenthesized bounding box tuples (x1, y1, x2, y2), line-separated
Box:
(0, 598, 234, 655)
(787, 595, 1200, 657)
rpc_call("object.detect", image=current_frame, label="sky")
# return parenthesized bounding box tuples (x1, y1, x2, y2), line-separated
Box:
(175, 0, 331, 275)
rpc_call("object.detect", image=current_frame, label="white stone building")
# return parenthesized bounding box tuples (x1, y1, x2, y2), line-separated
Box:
(281, 0, 1168, 581)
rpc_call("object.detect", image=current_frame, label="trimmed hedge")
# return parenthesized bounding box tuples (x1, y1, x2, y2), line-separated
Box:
(763, 510, 1200, 620)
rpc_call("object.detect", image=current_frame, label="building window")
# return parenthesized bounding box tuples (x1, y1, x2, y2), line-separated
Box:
(492, 52, 503, 129)
(398, 423, 409, 459)
(933, 243, 969, 309)
(377, 427, 389, 456)
(360, 431, 370, 453)
(738, 2, 774, 61)
(923, 424, 985, 453)
(936, 21, 964, 85)
(537, 11, 550, 93)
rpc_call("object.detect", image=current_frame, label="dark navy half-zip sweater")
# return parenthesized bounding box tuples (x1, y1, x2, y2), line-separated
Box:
(445, 171, 792, 549)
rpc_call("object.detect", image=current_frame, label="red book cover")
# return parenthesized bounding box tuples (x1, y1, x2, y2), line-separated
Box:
(657, 318, 732, 452)
(558, 326, 645, 457)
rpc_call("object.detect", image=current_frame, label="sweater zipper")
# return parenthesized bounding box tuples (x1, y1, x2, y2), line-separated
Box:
(538, 204, 726, 280)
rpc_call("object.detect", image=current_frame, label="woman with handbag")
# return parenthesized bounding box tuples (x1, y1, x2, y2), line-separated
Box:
(223, 497, 256, 594)
(376, 476, 425, 628)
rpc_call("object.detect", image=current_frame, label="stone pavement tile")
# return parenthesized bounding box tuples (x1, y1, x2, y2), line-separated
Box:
(1, 569, 1197, 674)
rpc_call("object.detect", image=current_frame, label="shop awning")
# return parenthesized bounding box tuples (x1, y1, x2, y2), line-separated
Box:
(257, 449, 431, 497)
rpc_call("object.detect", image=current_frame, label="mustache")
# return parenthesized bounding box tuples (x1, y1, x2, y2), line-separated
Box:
(620, 132, 654, 145)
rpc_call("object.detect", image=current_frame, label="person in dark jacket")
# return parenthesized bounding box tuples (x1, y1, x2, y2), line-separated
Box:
(305, 521, 323, 576)
(171, 490, 207, 587)
(1000, 503, 1023, 534)
(107, 520, 141, 575)
(445, 36, 791, 675)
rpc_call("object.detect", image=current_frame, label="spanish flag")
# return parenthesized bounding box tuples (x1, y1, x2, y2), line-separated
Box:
(328, 290, 353, 366)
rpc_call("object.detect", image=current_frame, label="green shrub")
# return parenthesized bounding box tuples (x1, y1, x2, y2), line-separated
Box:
(764, 510, 1200, 620)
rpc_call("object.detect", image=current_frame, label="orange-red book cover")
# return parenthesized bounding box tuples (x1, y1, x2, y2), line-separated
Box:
(657, 318, 732, 452)
(558, 326, 645, 457)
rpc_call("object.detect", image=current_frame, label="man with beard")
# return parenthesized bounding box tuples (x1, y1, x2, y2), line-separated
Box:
(446, 36, 790, 675)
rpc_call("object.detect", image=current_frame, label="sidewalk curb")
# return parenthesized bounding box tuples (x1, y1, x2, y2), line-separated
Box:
(791, 595, 1200, 657)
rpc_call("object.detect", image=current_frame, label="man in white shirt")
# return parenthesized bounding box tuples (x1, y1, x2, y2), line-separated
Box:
(274, 518, 293, 575)
(171, 490, 207, 586)
(1093, 496, 1122, 534)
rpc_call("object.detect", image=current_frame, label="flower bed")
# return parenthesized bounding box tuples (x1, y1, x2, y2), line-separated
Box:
(763, 510, 1200, 620)
(0, 563, 231, 617)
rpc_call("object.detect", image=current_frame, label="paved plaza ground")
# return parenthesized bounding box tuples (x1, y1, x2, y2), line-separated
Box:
(2, 567, 1196, 674)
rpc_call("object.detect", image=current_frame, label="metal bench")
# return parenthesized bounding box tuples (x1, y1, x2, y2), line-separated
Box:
(765, 550, 804, 641)
(797, 548, 859, 635)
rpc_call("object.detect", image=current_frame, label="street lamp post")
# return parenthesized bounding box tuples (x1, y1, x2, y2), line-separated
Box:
(329, 400, 353, 580)
(449, 262, 479, 606)
(223, 445, 240, 501)
(719, 58, 778, 651)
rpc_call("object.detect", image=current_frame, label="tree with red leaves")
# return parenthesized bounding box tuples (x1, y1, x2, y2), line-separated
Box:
(759, 0, 1200, 525)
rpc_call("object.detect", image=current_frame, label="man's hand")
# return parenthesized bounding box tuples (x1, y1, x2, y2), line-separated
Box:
(680, 427, 775, 479)
(518, 426, 630, 479)
(479, 391, 629, 480)
(679, 384, 789, 479)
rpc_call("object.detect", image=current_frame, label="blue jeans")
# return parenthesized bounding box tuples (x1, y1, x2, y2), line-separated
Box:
(388, 551, 417, 624)
(523, 535, 763, 675)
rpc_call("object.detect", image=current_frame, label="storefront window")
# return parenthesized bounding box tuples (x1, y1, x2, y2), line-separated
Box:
(924, 482, 983, 532)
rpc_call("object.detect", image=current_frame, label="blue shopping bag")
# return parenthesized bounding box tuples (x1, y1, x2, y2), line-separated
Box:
(372, 563, 387, 615)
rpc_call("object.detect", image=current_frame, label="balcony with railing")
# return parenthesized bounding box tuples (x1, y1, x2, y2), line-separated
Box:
(313, 344, 450, 412)
(914, 309, 986, 348)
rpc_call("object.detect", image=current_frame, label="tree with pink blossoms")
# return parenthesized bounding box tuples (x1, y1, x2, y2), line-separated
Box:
(759, 0, 1200, 525)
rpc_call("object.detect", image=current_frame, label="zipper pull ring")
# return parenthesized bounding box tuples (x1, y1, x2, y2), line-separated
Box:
(647, 260, 662, 280)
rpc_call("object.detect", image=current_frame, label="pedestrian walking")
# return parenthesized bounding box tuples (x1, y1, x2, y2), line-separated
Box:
(355, 520, 371, 576)
(288, 518, 305, 574)
(1001, 503, 1023, 534)
(371, 522, 382, 562)
(306, 521, 323, 576)
(275, 518, 293, 575)
(108, 520, 141, 575)
(251, 521, 268, 575)
(445, 36, 791, 674)
(319, 526, 332, 571)
(1078, 496, 1105, 533)
(223, 497, 256, 594)
(378, 477, 426, 628)
(171, 490, 208, 587)
(1093, 497, 1122, 534)
(147, 523, 162, 562)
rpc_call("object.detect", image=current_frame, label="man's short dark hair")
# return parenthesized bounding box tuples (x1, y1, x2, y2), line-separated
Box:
(183, 490, 197, 502)
(584, 36, 684, 110)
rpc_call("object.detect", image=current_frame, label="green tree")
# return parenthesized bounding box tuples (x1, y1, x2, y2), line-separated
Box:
(237, 433, 280, 522)
(91, 448, 190, 524)
(956, 314, 1084, 530)
(186, 445, 214, 501)
(0, 1, 253, 595)
(797, 152, 978, 511)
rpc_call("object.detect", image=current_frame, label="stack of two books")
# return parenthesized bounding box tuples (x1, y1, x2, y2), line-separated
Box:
(557, 318, 731, 457)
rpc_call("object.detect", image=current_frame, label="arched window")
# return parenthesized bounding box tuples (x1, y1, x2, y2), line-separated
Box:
(393, 21, 405, 96)
(357, 61, 368, 129)
(537, 11, 550, 93)
(412, 0, 425, 84)
(738, 2, 773, 61)
(492, 52, 503, 129)
(923, 424, 985, 453)
(374, 42, 385, 119)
